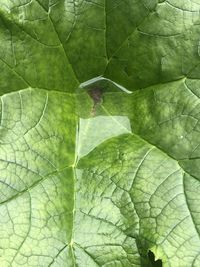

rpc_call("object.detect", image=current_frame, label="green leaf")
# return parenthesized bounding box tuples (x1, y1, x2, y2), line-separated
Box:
(0, 1, 200, 266)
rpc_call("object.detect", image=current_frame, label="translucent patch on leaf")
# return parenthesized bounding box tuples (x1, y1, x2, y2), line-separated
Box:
(76, 116, 132, 159)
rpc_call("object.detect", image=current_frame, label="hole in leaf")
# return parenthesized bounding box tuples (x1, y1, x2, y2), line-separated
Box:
(148, 251, 162, 267)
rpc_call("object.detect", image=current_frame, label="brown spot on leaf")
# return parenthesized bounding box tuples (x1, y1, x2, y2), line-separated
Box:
(88, 87, 103, 116)
(88, 87, 103, 105)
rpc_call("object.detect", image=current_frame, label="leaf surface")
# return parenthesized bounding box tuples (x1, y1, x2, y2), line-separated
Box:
(0, 1, 200, 267)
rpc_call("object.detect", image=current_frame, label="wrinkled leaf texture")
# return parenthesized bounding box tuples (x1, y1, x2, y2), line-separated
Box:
(0, 1, 200, 267)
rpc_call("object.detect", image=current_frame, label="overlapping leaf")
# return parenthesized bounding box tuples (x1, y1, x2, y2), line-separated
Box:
(0, 1, 200, 266)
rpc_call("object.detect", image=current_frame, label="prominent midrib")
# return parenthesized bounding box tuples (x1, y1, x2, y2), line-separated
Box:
(69, 122, 80, 266)
(69, 164, 76, 267)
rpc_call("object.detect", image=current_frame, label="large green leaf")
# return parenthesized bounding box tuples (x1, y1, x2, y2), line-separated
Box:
(0, 1, 200, 266)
